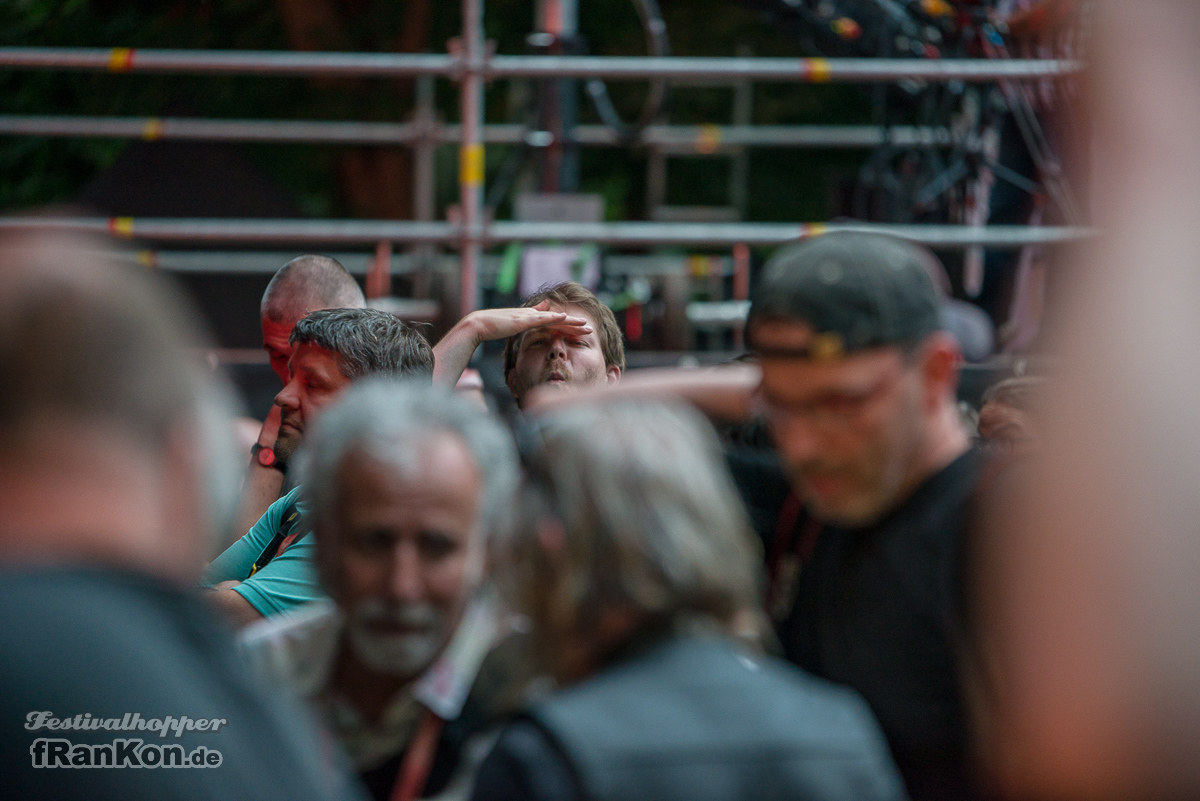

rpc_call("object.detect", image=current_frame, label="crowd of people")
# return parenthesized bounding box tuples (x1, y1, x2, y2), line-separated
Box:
(0, 220, 1038, 801)
(5, 3, 1200, 798)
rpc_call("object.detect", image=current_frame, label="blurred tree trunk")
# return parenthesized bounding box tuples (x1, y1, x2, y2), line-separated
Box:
(273, 0, 432, 220)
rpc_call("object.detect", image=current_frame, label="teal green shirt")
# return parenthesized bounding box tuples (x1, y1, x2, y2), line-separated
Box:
(202, 486, 326, 616)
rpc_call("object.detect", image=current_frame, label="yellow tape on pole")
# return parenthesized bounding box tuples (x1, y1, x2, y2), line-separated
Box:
(696, 124, 721, 155)
(107, 48, 134, 72)
(107, 217, 134, 238)
(460, 144, 484, 187)
(804, 58, 832, 83)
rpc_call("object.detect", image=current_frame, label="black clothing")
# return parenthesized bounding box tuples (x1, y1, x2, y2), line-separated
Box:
(0, 566, 365, 801)
(725, 443, 797, 554)
(778, 448, 988, 801)
(472, 633, 907, 801)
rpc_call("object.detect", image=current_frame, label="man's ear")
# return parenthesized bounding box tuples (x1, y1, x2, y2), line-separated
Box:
(504, 365, 523, 409)
(918, 332, 962, 408)
(605, 365, 622, 385)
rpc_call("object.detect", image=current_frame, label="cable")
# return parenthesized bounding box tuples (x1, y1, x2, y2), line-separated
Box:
(583, 0, 671, 143)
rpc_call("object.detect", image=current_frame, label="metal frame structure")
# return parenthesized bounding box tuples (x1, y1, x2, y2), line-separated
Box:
(0, 0, 1086, 317)
(0, 216, 1087, 248)
(0, 116, 954, 151)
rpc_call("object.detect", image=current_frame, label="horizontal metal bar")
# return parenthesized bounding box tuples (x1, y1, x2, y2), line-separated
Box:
(0, 115, 424, 144)
(488, 221, 1090, 247)
(632, 124, 952, 150)
(0, 114, 952, 149)
(0, 216, 1094, 249)
(487, 55, 1082, 82)
(0, 47, 1081, 83)
(133, 250, 731, 277)
(136, 249, 415, 274)
(0, 47, 454, 77)
(688, 300, 752, 326)
(0, 217, 460, 245)
(122, 249, 733, 277)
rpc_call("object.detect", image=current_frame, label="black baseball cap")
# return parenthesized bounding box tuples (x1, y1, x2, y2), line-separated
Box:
(747, 231, 949, 360)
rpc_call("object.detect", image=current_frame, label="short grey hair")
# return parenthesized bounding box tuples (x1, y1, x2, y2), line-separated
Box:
(504, 398, 761, 650)
(291, 307, 434, 382)
(299, 378, 519, 546)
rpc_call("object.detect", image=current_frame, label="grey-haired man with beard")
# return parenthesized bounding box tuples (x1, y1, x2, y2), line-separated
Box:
(240, 379, 526, 801)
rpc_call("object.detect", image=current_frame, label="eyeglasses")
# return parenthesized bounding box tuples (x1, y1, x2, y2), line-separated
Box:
(756, 368, 905, 433)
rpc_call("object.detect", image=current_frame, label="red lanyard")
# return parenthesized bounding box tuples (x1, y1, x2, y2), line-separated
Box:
(388, 707, 445, 801)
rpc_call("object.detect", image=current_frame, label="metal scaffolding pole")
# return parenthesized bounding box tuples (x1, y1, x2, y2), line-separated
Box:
(486, 55, 1081, 82)
(0, 216, 1092, 249)
(0, 115, 426, 144)
(0, 114, 952, 149)
(457, 0, 485, 316)
(0, 46, 1080, 83)
(0, 30, 1084, 317)
(0, 47, 455, 77)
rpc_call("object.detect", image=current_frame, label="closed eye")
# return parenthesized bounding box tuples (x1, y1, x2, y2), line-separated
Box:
(419, 532, 459, 559)
(351, 528, 394, 552)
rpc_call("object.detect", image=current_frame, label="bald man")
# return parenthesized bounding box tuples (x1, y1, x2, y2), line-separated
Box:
(231, 255, 366, 544)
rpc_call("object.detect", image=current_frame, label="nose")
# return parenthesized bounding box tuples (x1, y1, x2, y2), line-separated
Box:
(274, 379, 299, 412)
(771, 413, 826, 468)
(383, 544, 425, 604)
(547, 335, 567, 360)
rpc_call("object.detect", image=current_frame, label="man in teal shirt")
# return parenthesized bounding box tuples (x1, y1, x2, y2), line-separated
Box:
(204, 307, 433, 626)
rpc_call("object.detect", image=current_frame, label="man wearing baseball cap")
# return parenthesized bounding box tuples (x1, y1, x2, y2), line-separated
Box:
(747, 231, 986, 801)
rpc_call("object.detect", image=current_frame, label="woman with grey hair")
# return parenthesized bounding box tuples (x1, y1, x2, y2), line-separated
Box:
(473, 398, 907, 801)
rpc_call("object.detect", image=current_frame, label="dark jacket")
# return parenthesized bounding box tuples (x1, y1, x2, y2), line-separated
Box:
(473, 632, 907, 801)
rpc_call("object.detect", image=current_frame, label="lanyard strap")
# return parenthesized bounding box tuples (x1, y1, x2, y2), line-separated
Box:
(247, 509, 303, 578)
(388, 707, 445, 801)
(765, 491, 821, 620)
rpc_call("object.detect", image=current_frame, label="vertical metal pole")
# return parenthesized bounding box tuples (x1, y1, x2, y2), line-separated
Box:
(412, 74, 436, 298)
(535, 0, 579, 192)
(730, 44, 753, 219)
(731, 242, 750, 349)
(459, 0, 485, 316)
(366, 239, 393, 299)
(413, 75, 437, 227)
(557, 0, 579, 191)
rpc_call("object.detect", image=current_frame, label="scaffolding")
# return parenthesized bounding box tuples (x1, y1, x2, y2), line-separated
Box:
(0, 0, 1086, 318)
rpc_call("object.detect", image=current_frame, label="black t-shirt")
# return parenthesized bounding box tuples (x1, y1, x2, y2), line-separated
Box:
(778, 447, 988, 801)
(0, 565, 366, 801)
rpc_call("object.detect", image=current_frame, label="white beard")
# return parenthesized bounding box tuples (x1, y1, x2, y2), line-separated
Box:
(344, 600, 446, 678)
